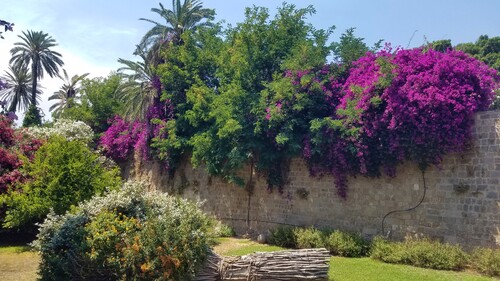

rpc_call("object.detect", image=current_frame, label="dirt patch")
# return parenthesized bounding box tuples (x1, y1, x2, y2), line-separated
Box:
(0, 251, 39, 281)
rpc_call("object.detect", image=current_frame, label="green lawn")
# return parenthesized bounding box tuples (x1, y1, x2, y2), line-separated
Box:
(329, 256, 494, 281)
(0, 239, 497, 281)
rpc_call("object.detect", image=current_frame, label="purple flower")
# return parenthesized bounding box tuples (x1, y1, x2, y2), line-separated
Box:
(6, 112, 17, 121)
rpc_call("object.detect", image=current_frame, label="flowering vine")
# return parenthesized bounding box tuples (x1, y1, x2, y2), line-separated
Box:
(302, 48, 499, 197)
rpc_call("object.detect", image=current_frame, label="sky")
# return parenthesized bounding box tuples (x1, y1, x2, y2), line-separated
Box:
(1, 0, 499, 123)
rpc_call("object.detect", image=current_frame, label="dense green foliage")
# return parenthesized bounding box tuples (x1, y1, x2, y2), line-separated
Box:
(34, 181, 214, 281)
(0, 135, 121, 229)
(456, 35, 500, 72)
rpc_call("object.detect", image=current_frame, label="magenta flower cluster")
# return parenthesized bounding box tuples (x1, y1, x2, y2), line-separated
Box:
(0, 115, 43, 193)
(99, 116, 147, 162)
(298, 48, 499, 197)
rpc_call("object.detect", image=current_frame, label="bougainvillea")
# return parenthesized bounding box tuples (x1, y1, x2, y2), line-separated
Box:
(100, 116, 147, 162)
(0, 115, 43, 193)
(303, 47, 499, 197)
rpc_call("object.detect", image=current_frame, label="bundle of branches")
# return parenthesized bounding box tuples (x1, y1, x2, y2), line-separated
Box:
(196, 248, 330, 281)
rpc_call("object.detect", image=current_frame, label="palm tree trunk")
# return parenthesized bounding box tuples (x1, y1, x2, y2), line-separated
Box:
(7, 99, 17, 113)
(31, 61, 38, 106)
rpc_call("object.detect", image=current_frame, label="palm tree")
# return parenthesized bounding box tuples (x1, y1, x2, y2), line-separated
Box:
(48, 69, 89, 118)
(10, 30, 64, 111)
(0, 64, 38, 113)
(139, 0, 215, 49)
(117, 46, 158, 121)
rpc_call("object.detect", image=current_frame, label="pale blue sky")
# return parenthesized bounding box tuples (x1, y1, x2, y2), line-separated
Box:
(1, 0, 499, 121)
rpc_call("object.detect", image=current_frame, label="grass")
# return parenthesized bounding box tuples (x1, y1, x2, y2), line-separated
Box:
(0, 246, 39, 281)
(329, 256, 494, 281)
(0, 238, 497, 281)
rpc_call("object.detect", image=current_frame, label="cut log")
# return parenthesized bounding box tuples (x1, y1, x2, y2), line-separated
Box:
(196, 248, 330, 281)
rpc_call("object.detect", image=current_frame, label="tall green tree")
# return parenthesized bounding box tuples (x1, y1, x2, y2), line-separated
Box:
(0, 64, 37, 113)
(182, 4, 333, 187)
(332, 27, 382, 66)
(140, 0, 215, 50)
(10, 30, 64, 126)
(48, 69, 89, 119)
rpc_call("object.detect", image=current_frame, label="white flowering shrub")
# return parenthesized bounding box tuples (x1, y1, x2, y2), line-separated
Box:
(27, 119, 94, 143)
(34, 181, 215, 281)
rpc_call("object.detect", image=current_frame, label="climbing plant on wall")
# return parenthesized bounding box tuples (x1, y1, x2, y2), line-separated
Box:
(101, 3, 500, 198)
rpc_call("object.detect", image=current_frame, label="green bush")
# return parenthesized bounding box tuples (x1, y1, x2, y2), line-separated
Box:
(268, 227, 369, 257)
(268, 226, 297, 248)
(210, 220, 236, 238)
(371, 236, 469, 271)
(0, 135, 121, 229)
(471, 248, 500, 277)
(293, 227, 327, 249)
(326, 230, 369, 257)
(33, 181, 214, 281)
(370, 236, 406, 263)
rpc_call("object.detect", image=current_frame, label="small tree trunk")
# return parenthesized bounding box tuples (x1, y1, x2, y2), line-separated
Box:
(196, 248, 330, 281)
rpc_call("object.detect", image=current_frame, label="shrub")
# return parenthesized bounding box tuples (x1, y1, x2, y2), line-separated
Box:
(27, 118, 94, 144)
(268, 226, 297, 248)
(33, 181, 214, 281)
(471, 248, 500, 277)
(325, 230, 369, 257)
(293, 227, 327, 249)
(370, 236, 469, 271)
(210, 220, 236, 237)
(370, 236, 406, 263)
(1, 135, 121, 229)
(268, 226, 369, 256)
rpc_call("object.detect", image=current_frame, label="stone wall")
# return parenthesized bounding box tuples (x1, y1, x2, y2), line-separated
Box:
(124, 111, 500, 249)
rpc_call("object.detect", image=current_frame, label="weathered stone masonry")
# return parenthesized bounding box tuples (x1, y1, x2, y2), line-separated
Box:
(124, 110, 500, 249)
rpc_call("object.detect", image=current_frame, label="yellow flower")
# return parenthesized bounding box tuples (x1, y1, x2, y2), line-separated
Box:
(140, 262, 151, 273)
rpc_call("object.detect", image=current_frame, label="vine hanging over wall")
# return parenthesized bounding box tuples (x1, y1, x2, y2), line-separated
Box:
(99, 4, 500, 198)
